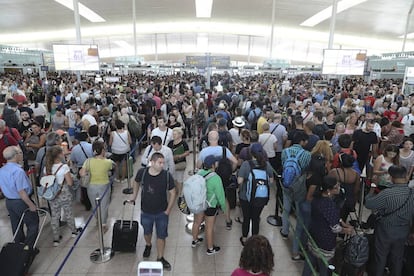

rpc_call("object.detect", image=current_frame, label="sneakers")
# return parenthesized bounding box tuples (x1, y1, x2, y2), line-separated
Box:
(226, 220, 232, 230)
(291, 254, 305, 261)
(206, 246, 220, 255)
(143, 245, 152, 258)
(71, 228, 82, 238)
(191, 237, 203, 248)
(53, 235, 63, 247)
(280, 229, 288, 240)
(157, 257, 171, 271)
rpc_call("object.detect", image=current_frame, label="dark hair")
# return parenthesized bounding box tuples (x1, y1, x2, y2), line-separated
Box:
(78, 131, 89, 142)
(314, 111, 324, 121)
(292, 131, 309, 145)
(30, 121, 41, 128)
(150, 136, 162, 145)
(150, 152, 164, 162)
(294, 115, 304, 125)
(114, 119, 125, 130)
(379, 117, 390, 127)
(250, 149, 267, 169)
(388, 165, 407, 179)
(319, 175, 338, 193)
(88, 125, 99, 137)
(338, 134, 352, 148)
(339, 153, 355, 168)
(92, 140, 105, 156)
(250, 131, 259, 143)
(239, 235, 274, 275)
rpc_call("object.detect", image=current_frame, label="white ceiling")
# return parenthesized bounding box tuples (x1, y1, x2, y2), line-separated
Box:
(1, 0, 414, 62)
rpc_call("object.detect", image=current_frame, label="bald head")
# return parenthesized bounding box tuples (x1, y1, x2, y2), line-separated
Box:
(3, 146, 20, 161)
(208, 131, 219, 146)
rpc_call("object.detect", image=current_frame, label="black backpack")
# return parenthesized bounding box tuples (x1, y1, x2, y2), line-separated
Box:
(309, 153, 327, 177)
(344, 234, 369, 267)
(250, 110, 261, 131)
(216, 147, 233, 189)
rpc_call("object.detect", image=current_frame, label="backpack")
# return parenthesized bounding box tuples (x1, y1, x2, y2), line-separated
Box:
(183, 171, 216, 214)
(344, 234, 369, 267)
(282, 148, 305, 188)
(249, 110, 261, 131)
(127, 114, 142, 138)
(37, 164, 64, 200)
(246, 161, 270, 207)
(216, 147, 233, 188)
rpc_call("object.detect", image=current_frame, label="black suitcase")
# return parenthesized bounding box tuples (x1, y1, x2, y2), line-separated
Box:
(112, 200, 138, 252)
(0, 209, 48, 276)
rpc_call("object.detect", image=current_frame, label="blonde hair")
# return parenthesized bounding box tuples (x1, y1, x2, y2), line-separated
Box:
(173, 127, 183, 137)
(311, 140, 333, 161)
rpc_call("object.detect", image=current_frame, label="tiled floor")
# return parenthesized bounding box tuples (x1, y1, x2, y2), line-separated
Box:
(0, 145, 303, 276)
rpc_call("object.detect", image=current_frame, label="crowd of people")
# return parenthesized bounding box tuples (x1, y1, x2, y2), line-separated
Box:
(0, 71, 414, 275)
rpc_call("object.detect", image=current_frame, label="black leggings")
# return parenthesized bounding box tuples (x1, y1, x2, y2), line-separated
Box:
(240, 199, 264, 237)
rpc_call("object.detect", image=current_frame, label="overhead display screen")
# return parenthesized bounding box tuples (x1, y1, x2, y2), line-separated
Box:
(53, 44, 100, 71)
(322, 49, 367, 75)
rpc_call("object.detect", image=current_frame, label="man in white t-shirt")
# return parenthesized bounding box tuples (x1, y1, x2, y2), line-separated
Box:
(81, 107, 97, 131)
(151, 117, 173, 146)
(401, 107, 414, 137)
(65, 102, 80, 140)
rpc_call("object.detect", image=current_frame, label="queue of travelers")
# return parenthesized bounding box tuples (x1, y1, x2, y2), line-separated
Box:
(0, 71, 414, 275)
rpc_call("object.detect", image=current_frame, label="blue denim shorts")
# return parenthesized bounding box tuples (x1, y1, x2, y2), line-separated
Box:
(141, 211, 169, 239)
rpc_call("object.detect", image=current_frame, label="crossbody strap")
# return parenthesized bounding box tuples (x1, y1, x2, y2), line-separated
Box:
(163, 129, 169, 145)
(79, 143, 89, 159)
(382, 188, 412, 218)
(116, 131, 128, 145)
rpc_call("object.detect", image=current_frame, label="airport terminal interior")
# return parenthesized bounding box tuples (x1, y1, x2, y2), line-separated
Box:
(2, 0, 414, 276)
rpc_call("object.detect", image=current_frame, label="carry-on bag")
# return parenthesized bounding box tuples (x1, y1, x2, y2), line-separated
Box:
(0, 208, 48, 276)
(112, 200, 139, 252)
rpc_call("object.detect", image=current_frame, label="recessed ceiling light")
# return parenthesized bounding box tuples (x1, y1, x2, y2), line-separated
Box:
(300, 0, 367, 27)
(55, 0, 106, 23)
(195, 0, 213, 18)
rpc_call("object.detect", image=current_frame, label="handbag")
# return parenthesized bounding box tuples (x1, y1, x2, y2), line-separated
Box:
(175, 161, 186, 171)
(365, 188, 413, 229)
(80, 159, 91, 188)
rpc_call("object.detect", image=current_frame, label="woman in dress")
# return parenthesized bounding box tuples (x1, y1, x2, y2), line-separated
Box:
(302, 176, 354, 276)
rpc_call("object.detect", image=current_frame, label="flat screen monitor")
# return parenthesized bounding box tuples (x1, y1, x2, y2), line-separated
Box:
(53, 44, 100, 71)
(322, 49, 366, 75)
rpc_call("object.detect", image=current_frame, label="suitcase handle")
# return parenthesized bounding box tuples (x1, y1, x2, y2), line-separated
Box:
(12, 208, 49, 248)
(121, 200, 135, 230)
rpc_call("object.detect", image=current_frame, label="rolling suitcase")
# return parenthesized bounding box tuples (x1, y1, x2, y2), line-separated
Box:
(0, 208, 48, 276)
(112, 200, 138, 252)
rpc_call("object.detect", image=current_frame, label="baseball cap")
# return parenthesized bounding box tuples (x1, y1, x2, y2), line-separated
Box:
(204, 155, 220, 169)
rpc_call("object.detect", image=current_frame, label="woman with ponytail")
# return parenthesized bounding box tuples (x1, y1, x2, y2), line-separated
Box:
(79, 140, 114, 232)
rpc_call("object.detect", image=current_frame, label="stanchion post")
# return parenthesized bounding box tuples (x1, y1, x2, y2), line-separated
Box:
(90, 197, 114, 263)
(123, 153, 133, 194)
(28, 166, 48, 215)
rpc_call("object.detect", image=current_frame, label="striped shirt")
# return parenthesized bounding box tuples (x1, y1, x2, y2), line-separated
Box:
(281, 144, 311, 171)
(365, 185, 414, 231)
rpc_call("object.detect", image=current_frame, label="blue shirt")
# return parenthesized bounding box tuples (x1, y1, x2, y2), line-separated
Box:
(0, 162, 32, 199)
(70, 141, 93, 168)
(198, 145, 234, 163)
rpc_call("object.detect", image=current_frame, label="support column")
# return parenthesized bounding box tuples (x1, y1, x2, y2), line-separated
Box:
(155, 34, 158, 62)
(328, 0, 338, 49)
(269, 0, 276, 59)
(132, 0, 137, 59)
(73, 0, 81, 83)
(247, 35, 252, 65)
(402, 0, 414, 52)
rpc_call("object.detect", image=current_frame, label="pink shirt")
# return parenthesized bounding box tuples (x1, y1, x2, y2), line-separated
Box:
(231, 268, 269, 276)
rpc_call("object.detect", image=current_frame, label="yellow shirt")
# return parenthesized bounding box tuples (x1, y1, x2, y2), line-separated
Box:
(83, 158, 113, 185)
(257, 116, 267, 134)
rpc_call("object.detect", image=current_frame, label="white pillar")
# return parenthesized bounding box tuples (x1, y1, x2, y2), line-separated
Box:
(402, 0, 414, 52)
(269, 0, 276, 59)
(73, 0, 81, 83)
(328, 0, 338, 49)
(132, 0, 137, 59)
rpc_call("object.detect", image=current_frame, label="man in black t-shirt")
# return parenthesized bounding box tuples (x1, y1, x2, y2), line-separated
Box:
(352, 120, 378, 171)
(131, 152, 176, 271)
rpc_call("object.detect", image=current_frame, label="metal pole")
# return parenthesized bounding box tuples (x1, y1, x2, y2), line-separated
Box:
(123, 154, 133, 194)
(132, 0, 137, 59)
(328, 0, 338, 49)
(247, 35, 252, 65)
(73, 0, 82, 84)
(269, 0, 276, 59)
(90, 197, 114, 263)
(155, 34, 158, 62)
(206, 53, 211, 89)
(402, 0, 414, 52)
